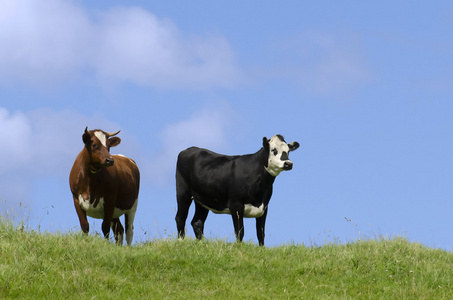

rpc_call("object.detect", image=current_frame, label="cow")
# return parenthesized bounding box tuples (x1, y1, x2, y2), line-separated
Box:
(69, 127, 140, 245)
(175, 135, 299, 246)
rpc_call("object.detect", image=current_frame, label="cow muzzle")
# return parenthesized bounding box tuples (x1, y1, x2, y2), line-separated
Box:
(105, 157, 114, 166)
(283, 161, 293, 170)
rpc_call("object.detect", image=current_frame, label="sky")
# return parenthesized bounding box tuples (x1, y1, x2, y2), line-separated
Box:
(1, 0, 453, 249)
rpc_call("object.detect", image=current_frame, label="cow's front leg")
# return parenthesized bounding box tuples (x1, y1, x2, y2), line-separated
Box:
(255, 208, 268, 246)
(102, 200, 115, 241)
(101, 219, 111, 240)
(73, 195, 89, 234)
(230, 205, 245, 242)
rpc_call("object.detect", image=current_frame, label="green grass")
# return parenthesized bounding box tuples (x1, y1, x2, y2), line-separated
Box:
(1, 219, 453, 299)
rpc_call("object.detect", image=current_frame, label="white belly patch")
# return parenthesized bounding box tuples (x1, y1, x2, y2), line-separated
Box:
(78, 195, 128, 219)
(243, 203, 265, 218)
(200, 202, 265, 218)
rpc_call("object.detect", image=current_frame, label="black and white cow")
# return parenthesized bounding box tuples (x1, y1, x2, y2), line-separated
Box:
(175, 135, 299, 246)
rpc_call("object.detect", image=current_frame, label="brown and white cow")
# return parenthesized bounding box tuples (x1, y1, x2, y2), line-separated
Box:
(69, 127, 140, 245)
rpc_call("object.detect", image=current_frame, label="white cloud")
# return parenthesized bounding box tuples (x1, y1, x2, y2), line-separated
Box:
(0, 0, 242, 89)
(146, 104, 234, 186)
(161, 107, 231, 151)
(94, 7, 241, 89)
(0, 0, 91, 85)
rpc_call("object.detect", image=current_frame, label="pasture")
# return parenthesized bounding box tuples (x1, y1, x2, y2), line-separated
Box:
(1, 219, 452, 299)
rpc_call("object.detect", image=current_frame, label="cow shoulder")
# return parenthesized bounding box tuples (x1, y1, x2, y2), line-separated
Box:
(114, 155, 140, 184)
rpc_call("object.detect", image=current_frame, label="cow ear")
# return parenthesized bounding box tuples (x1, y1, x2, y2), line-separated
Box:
(262, 137, 269, 150)
(109, 137, 121, 147)
(288, 141, 300, 152)
(82, 132, 91, 145)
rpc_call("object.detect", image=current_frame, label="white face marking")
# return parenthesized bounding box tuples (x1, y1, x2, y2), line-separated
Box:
(265, 135, 291, 177)
(94, 131, 107, 148)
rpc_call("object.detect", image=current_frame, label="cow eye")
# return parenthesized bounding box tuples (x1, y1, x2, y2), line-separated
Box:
(92, 144, 98, 150)
(272, 149, 278, 156)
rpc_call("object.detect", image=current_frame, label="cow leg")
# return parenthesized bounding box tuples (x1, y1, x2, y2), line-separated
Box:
(124, 199, 138, 246)
(175, 169, 192, 239)
(101, 219, 112, 241)
(102, 199, 115, 241)
(230, 206, 245, 242)
(255, 208, 268, 246)
(175, 198, 192, 239)
(111, 218, 124, 245)
(73, 195, 89, 234)
(191, 202, 209, 240)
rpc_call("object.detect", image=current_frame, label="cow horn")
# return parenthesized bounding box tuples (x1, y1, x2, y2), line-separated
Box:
(107, 130, 121, 137)
(84, 126, 89, 134)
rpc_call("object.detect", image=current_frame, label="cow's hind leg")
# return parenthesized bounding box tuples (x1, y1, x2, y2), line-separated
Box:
(175, 169, 192, 239)
(124, 199, 138, 246)
(111, 218, 124, 245)
(191, 202, 209, 240)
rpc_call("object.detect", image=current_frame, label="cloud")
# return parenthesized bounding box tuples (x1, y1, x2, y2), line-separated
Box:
(93, 7, 241, 89)
(0, 0, 242, 89)
(0, 0, 91, 85)
(146, 104, 235, 186)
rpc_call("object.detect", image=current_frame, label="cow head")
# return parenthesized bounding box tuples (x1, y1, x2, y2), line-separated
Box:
(263, 135, 299, 176)
(82, 127, 121, 171)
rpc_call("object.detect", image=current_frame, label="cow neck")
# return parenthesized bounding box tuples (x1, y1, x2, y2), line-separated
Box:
(255, 147, 276, 183)
(81, 147, 102, 175)
(89, 165, 102, 174)
(262, 168, 276, 184)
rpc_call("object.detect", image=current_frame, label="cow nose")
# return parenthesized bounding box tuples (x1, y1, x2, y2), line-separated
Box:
(283, 161, 293, 170)
(105, 157, 114, 166)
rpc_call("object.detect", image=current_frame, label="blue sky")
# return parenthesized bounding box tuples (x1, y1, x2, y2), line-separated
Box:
(1, 0, 453, 248)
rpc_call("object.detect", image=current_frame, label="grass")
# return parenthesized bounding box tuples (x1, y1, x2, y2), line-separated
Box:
(1, 219, 453, 299)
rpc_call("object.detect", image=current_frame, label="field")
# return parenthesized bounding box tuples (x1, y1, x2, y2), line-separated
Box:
(1, 220, 452, 299)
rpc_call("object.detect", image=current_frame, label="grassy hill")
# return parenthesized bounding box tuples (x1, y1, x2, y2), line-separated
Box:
(1, 220, 452, 299)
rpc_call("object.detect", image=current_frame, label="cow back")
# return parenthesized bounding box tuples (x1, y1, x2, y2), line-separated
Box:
(177, 146, 273, 207)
